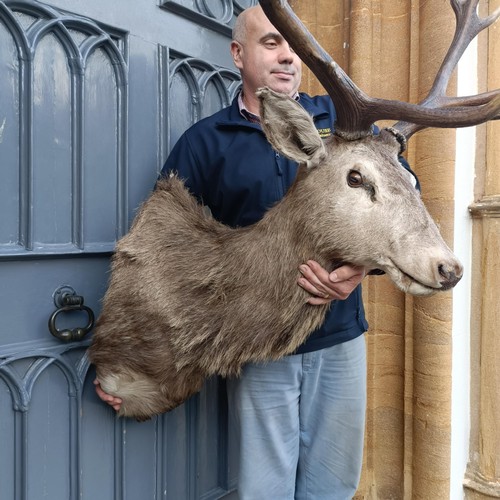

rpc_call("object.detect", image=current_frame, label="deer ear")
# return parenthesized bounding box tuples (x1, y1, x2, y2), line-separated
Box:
(381, 127, 407, 154)
(257, 87, 326, 168)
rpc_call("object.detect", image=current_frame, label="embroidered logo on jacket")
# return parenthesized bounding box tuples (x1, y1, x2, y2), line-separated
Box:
(317, 127, 332, 138)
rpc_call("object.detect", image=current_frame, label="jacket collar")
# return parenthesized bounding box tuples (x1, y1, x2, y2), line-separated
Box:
(215, 92, 330, 130)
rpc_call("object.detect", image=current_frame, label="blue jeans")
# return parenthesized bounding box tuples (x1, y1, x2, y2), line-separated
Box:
(227, 334, 367, 500)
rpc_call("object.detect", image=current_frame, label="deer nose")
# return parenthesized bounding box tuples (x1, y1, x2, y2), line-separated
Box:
(438, 262, 463, 290)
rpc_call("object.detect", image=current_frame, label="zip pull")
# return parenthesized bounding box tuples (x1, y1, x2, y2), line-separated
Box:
(275, 151, 283, 176)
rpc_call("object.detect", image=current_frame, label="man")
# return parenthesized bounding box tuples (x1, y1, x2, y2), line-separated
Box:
(97, 5, 375, 498)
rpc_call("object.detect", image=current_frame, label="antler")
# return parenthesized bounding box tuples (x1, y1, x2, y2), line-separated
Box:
(394, 0, 500, 138)
(258, 0, 500, 141)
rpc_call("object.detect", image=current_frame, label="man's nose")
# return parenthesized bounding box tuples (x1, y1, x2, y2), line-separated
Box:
(278, 44, 295, 64)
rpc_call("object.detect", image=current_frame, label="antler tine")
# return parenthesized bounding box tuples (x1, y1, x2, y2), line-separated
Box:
(259, 0, 500, 142)
(393, 0, 500, 138)
(429, 0, 496, 99)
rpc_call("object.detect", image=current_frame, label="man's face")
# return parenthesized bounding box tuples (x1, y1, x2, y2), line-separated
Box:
(232, 8, 302, 97)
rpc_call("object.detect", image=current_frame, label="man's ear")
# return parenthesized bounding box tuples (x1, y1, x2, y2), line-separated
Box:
(257, 87, 326, 168)
(230, 41, 243, 69)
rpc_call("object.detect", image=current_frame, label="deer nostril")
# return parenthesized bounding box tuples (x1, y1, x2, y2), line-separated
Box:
(438, 263, 463, 290)
(438, 264, 448, 279)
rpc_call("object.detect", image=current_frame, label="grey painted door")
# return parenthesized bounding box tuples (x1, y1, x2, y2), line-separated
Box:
(0, 1, 254, 498)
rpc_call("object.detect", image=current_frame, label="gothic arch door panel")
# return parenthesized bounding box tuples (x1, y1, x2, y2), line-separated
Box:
(0, 1, 255, 498)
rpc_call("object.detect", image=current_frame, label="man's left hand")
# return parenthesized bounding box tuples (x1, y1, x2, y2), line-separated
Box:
(298, 260, 366, 305)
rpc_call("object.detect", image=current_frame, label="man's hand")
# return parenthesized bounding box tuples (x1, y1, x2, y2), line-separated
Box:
(298, 260, 367, 305)
(94, 379, 123, 412)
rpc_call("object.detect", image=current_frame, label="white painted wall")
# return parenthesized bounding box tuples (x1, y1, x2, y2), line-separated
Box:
(450, 37, 477, 500)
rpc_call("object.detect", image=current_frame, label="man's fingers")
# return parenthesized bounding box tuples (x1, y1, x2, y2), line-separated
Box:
(299, 263, 330, 298)
(329, 264, 366, 282)
(94, 378, 122, 407)
(298, 261, 368, 303)
(306, 296, 333, 306)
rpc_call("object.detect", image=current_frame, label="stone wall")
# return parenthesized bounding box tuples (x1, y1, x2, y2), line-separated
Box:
(291, 0, 499, 498)
(465, 1, 500, 498)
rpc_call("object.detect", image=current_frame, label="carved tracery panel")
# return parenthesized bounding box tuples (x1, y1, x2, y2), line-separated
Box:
(166, 49, 241, 148)
(0, 0, 128, 258)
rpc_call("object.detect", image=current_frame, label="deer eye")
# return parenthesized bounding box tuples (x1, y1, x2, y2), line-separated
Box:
(347, 170, 363, 187)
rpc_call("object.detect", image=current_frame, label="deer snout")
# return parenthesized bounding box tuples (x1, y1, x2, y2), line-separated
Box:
(438, 261, 464, 290)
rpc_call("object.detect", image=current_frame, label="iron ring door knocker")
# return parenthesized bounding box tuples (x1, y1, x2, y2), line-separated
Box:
(48, 286, 95, 342)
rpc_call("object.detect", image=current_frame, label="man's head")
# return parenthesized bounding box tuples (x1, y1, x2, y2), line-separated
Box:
(231, 5, 302, 114)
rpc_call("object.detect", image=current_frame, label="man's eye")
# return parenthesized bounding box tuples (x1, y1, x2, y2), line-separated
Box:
(265, 41, 277, 48)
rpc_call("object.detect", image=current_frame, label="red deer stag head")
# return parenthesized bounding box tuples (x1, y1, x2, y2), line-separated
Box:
(88, 0, 500, 419)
